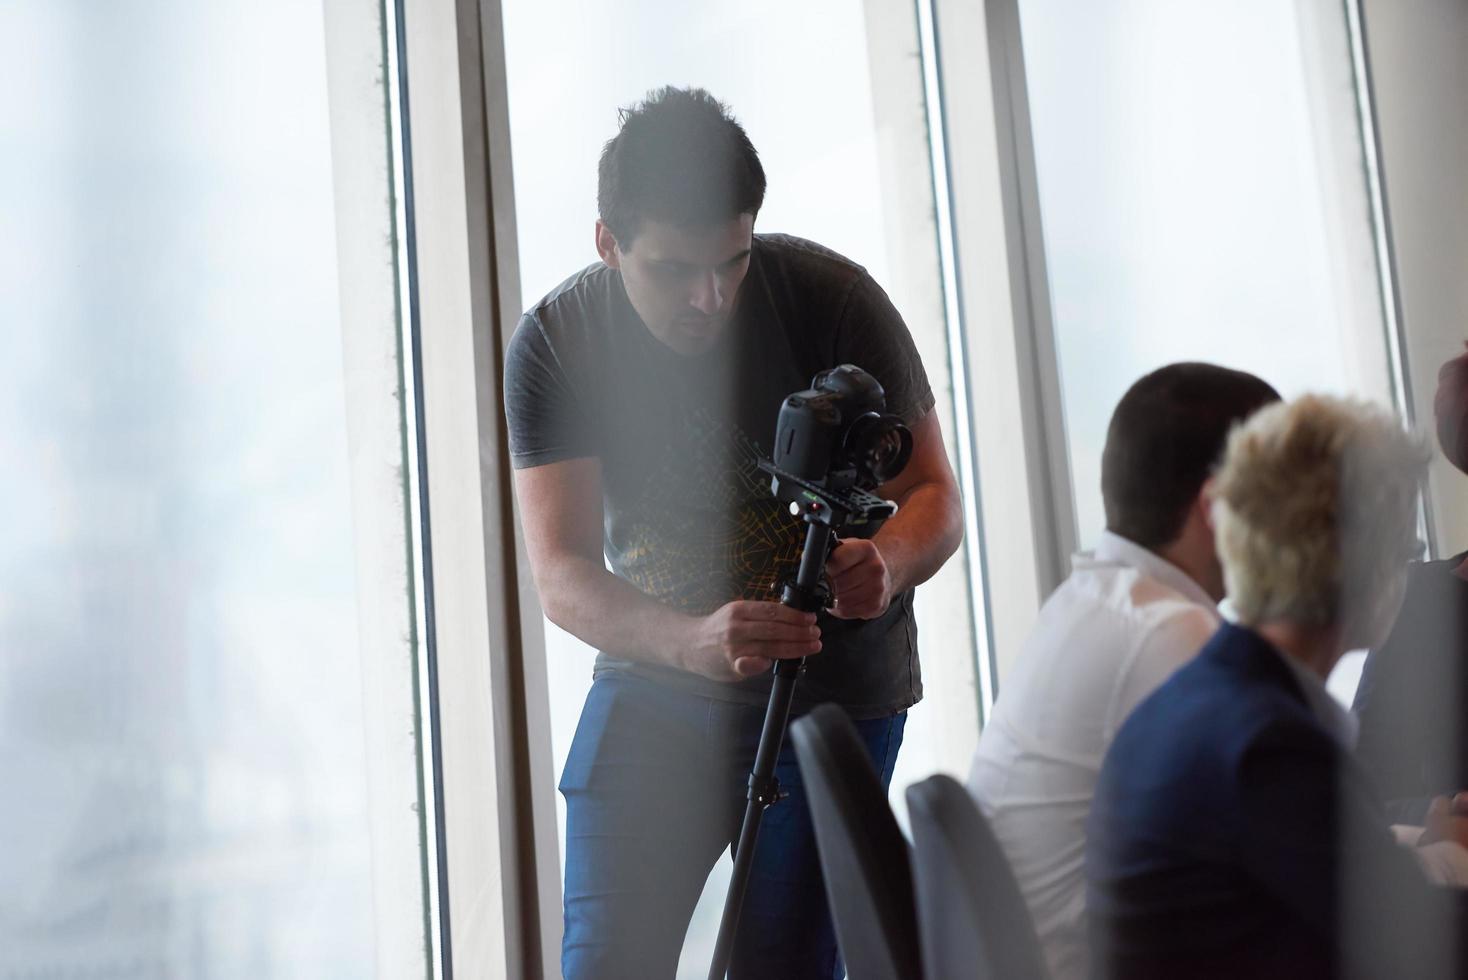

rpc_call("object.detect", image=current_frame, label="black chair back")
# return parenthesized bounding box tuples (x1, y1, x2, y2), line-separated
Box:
(905, 774, 1050, 980)
(790, 703, 921, 979)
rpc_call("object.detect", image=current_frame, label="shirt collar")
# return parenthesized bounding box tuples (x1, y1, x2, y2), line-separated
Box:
(1084, 530, 1218, 610)
(1271, 644, 1361, 750)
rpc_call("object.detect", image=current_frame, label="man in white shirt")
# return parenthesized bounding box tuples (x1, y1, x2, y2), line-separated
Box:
(966, 362, 1279, 980)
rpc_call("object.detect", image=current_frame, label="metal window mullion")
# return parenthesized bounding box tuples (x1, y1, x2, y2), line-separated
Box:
(915, 0, 1000, 723)
(396, 0, 537, 975)
(983, 0, 1077, 597)
(1343, 0, 1438, 557)
(385, 0, 452, 973)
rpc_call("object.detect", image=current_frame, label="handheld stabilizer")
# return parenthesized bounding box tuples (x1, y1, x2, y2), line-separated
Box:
(709, 364, 911, 979)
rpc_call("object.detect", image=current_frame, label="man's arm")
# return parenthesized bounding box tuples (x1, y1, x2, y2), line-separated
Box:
(514, 457, 821, 682)
(825, 411, 964, 620)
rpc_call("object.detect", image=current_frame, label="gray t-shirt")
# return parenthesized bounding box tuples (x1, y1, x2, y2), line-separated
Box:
(504, 233, 935, 718)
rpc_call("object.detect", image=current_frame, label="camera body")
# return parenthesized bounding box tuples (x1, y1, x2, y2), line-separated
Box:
(770, 364, 913, 496)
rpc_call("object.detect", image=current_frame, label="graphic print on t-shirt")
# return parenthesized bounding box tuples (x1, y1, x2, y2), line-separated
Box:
(617, 408, 803, 614)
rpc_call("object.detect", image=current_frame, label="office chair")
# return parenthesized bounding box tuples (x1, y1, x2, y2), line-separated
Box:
(790, 703, 921, 980)
(905, 774, 1050, 980)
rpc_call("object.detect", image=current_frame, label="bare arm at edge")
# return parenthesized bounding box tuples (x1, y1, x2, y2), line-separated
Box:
(513, 457, 822, 682)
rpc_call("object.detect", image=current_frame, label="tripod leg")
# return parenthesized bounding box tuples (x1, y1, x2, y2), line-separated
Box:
(707, 520, 835, 979)
(707, 656, 803, 979)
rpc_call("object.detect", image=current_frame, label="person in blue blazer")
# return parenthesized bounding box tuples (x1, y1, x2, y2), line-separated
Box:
(1354, 344, 1468, 824)
(1087, 394, 1468, 980)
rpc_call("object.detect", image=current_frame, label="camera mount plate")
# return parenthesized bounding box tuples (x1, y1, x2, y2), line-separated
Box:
(756, 459, 898, 530)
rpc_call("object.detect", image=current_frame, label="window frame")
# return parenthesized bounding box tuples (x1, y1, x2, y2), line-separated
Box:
(392, 0, 562, 974)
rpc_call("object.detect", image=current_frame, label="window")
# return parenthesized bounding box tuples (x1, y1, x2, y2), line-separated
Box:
(0, 2, 431, 974)
(1017, 0, 1395, 548)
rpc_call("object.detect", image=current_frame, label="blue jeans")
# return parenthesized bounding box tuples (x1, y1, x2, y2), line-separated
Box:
(560, 672, 907, 980)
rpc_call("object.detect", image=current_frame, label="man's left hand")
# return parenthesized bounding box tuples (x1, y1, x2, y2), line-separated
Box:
(826, 538, 894, 620)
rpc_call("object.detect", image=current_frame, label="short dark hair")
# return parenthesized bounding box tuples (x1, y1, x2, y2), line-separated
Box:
(1102, 362, 1280, 548)
(597, 87, 766, 246)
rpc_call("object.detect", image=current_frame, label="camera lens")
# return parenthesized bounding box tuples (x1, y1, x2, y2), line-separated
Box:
(843, 413, 913, 487)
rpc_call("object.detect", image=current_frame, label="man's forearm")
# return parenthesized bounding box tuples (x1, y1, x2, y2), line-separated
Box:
(871, 480, 964, 594)
(534, 482, 959, 663)
(535, 556, 821, 682)
(538, 555, 694, 669)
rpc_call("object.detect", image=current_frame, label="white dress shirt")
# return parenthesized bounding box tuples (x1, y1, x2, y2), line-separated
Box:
(966, 531, 1221, 980)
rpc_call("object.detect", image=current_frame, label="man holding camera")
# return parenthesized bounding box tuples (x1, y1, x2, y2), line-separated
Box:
(504, 87, 962, 978)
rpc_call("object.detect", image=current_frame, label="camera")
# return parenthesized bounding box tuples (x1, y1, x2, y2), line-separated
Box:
(769, 364, 913, 495)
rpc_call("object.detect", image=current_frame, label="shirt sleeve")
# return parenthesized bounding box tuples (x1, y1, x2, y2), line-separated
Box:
(1111, 606, 1219, 729)
(833, 273, 936, 426)
(503, 312, 597, 468)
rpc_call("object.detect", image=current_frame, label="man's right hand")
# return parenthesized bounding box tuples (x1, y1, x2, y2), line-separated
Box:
(684, 600, 822, 682)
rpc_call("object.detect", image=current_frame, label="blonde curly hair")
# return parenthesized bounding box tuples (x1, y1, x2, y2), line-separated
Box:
(1211, 395, 1429, 644)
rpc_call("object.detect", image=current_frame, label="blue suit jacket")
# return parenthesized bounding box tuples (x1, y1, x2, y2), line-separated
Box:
(1354, 552, 1468, 824)
(1086, 622, 1467, 980)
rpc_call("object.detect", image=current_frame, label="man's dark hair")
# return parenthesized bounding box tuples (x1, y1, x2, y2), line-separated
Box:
(1102, 362, 1280, 548)
(597, 86, 766, 246)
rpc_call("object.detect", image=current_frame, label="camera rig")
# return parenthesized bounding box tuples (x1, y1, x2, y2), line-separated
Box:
(709, 366, 910, 979)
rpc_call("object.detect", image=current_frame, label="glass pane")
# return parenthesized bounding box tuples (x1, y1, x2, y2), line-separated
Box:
(0, 2, 428, 976)
(1018, 0, 1393, 549)
(502, 2, 978, 974)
